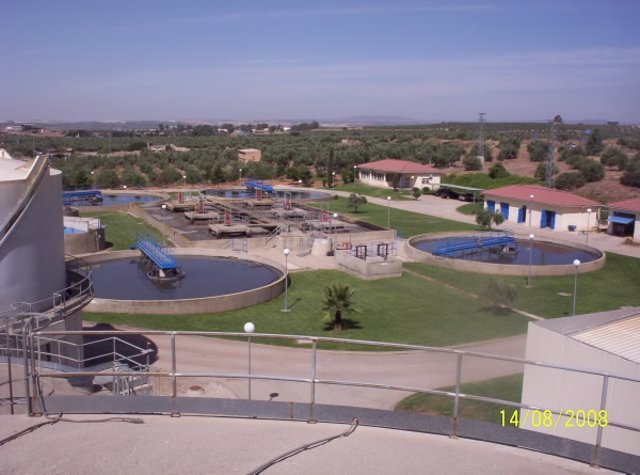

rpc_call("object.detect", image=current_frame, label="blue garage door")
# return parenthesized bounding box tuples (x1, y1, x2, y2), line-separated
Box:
(518, 206, 526, 223)
(500, 202, 510, 220)
(540, 210, 556, 229)
(487, 200, 495, 213)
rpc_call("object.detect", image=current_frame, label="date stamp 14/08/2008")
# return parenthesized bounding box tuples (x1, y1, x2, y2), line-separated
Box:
(500, 409, 609, 429)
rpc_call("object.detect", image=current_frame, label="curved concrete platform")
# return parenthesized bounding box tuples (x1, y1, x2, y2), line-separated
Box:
(0, 415, 619, 475)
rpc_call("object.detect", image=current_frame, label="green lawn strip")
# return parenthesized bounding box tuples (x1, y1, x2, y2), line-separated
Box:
(405, 252, 640, 318)
(311, 197, 476, 238)
(79, 211, 165, 250)
(334, 183, 412, 200)
(85, 269, 529, 349)
(443, 173, 539, 190)
(457, 202, 483, 216)
(395, 373, 523, 425)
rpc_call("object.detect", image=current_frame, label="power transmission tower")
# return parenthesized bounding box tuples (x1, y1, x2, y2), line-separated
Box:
(477, 113, 486, 164)
(546, 119, 558, 188)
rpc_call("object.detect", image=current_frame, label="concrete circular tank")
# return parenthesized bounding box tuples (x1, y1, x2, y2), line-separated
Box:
(406, 232, 605, 276)
(83, 249, 286, 314)
(202, 187, 332, 200)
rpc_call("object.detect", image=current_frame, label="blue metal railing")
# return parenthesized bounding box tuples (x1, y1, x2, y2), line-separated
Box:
(433, 232, 517, 257)
(245, 180, 274, 193)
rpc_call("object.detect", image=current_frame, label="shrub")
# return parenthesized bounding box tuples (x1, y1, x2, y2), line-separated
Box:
(621, 157, 640, 187)
(462, 155, 483, 171)
(534, 162, 558, 181)
(578, 160, 605, 182)
(488, 163, 510, 179)
(527, 140, 548, 162)
(554, 172, 586, 191)
(600, 147, 628, 170)
(483, 279, 517, 311)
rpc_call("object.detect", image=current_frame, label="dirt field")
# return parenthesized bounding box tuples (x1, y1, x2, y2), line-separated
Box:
(448, 138, 640, 203)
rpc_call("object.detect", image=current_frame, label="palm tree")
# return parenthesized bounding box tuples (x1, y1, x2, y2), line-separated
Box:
(322, 283, 356, 331)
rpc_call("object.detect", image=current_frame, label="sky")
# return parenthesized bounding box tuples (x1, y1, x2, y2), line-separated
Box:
(2, 0, 640, 123)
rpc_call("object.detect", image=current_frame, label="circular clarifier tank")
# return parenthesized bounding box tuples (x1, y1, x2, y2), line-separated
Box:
(100, 193, 163, 206)
(84, 251, 286, 314)
(202, 188, 331, 200)
(407, 232, 605, 276)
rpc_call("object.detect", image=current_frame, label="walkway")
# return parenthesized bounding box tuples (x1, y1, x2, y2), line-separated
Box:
(0, 415, 612, 475)
(117, 328, 527, 411)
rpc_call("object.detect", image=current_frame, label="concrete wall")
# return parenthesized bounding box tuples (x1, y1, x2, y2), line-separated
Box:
(0, 165, 66, 312)
(82, 249, 286, 315)
(335, 251, 402, 280)
(64, 228, 106, 255)
(521, 323, 640, 455)
(406, 232, 605, 276)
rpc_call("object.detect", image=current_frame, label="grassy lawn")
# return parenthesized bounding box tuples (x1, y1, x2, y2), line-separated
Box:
(80, 211, 165, 250)
(395, 373, 523, 425)
(443, 173, 540, 190)
(312, 197, 476, 238)
(457, 202, 482, 216)
(85, 269, 530, 349)
(406, 252, 640, 318)
(334, 183, 412, 200)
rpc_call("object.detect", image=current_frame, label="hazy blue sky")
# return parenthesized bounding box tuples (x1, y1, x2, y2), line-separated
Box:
(2, 0, 639, 123)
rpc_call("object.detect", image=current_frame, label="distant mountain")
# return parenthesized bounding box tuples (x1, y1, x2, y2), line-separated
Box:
(337, 115, 426, 126)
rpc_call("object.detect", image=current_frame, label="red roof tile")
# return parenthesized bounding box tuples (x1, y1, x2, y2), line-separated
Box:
(483, 184, 600, 208)
(359, 159, 440, 174)
(609, 197, 640, 213)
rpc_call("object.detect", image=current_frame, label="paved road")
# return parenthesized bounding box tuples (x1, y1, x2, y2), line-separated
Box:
(139, 330, 527, 410)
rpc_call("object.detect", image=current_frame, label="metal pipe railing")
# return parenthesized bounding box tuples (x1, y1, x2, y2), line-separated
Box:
(10, 328, 640, 468)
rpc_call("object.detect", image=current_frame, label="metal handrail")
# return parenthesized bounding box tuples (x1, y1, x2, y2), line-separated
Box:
(17, 328, 640, 469)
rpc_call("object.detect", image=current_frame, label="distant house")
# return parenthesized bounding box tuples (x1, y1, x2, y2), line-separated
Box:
(607, 197, 640, 240)
(238, 148, 262, 163)
(357, 159, 442, 190)
(482, 184, 600, 231)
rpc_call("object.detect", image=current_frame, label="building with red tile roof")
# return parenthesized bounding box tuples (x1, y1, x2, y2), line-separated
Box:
(482, 184, 601, 232)
(607, 197, 640, 240)
(357, 159, 442, 190)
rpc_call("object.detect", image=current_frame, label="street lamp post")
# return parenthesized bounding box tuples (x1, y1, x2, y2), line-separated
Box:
(572, 259, 581, 315)
(243, 322, 255, 400)
(528, 194, 534, 227)
(586, 208, 592, 244)
(298, 179, 303, 200)
(333, 212, 338, 252)
(282, 248, 291, 312)
(387, 196, 391, 228)
(239, 168, 243, 181)
(526, 233, 535, 287)
(332, 171, 336, 190)
(353, 165, 357, 183)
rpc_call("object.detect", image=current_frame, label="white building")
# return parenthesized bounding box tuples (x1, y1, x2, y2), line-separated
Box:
(483, 184, 600, 232)
(357, 159, 442, 190)
(607, 197, 640, 241)
(521, 308, 640, 456)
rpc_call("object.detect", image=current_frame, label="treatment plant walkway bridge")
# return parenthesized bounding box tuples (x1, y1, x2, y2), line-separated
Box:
(135, 234, 177, 271)
(433, 232, 517, 258)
